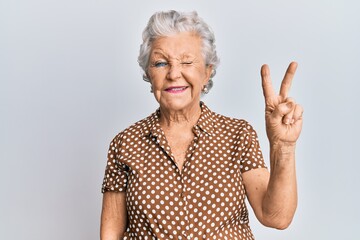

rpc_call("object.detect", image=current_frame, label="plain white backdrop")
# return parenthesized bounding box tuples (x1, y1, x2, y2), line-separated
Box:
(1, 0, 359, 239)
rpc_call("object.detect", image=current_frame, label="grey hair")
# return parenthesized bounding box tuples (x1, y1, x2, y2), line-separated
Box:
(138, 10, 220, 92)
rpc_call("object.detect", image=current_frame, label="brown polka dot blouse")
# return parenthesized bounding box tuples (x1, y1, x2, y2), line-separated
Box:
(102, 102, 267, 239)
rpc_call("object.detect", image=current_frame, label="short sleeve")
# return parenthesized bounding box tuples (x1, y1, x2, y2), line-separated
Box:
(239, 123, 267, 173)
(101, 136, 129, 193)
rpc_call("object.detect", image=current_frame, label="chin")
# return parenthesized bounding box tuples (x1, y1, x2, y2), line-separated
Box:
(160, 98, 198, 112)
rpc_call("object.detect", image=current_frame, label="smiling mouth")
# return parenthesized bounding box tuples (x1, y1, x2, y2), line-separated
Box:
(165, 86, 188, 93)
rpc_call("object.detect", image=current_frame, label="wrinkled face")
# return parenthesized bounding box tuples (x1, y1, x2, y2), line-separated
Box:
(147, 32, 212, 112)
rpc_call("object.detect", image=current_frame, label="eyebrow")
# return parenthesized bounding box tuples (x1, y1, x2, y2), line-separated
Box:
(180, 53, 194, 59)
(151, 50, 167, 58)
(151, 52, 195, 61)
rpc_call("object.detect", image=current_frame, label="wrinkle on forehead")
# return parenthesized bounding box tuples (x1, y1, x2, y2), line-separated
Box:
(151, 50, 198, 62)
(149, 32, 203, 62)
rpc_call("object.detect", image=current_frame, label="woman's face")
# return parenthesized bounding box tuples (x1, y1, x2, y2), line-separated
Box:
(147, 32, 212, 112)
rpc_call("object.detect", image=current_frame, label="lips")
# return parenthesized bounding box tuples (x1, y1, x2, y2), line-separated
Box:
(164, 86, 188, 93)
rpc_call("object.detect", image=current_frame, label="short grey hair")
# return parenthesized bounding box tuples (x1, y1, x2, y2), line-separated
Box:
(138, 10, 220, 92)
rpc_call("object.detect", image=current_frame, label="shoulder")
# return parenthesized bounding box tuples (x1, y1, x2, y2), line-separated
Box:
(110, 111, 156, 146)
(212, 111, 257, 136)
(201, 103, 256, 136)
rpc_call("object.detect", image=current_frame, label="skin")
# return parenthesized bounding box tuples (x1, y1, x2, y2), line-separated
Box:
(100, 192, 127, 240)
(100, 32, 303, 239)
(147, 31, 212, 122)
(243, 62, 303, 229)
(147, 32, 213, 170)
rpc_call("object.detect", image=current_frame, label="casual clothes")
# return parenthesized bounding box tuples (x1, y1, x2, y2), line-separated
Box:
(102, 102, 266, 239)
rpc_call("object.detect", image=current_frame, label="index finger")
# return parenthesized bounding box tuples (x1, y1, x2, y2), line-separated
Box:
(279, 62, 298, 98)
(261, 64, 276, 101)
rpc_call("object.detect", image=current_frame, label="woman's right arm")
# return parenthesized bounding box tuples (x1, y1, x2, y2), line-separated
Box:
(100, 192, 127, 240)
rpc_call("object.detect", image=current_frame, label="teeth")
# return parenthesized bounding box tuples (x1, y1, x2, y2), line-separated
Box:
(171, 87, 186, 91)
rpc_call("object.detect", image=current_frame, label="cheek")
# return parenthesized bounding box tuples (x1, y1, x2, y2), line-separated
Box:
(185, 68, 208, 87)
(149, 66, 167, 75)
(148, 71, 162, 87)
(152, 80, 163, 90)
(147, 69, 155, 81)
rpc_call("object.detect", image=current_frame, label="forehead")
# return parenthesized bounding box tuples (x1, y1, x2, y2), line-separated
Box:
(150, 32, 203, 58)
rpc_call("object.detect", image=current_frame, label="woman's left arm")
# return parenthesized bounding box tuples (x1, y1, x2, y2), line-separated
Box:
(243, 62, 303, 230)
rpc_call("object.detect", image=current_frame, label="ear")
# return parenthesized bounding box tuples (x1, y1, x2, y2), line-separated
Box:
(204, 64, 213, 84)
(143, 72, 151, 83)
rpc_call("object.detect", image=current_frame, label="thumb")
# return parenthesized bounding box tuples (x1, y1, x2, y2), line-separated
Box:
(271, 102, 294, 122)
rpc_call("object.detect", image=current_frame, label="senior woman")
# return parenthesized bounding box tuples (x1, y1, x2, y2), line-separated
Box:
(101, 10, 303, 240)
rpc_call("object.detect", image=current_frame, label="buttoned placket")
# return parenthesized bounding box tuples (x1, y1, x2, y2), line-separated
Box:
(150, 123, 203, 239)
(180, 125, 202, 239)
(102, 103, 265, 239)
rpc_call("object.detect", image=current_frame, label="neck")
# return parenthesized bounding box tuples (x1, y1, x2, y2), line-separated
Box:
(159, 103, 202, 129)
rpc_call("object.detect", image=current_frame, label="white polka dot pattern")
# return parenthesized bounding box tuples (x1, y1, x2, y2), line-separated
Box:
(102, 102, 266, 239)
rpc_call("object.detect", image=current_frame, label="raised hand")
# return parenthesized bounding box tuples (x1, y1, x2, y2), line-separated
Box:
(261, 62, 303, 144)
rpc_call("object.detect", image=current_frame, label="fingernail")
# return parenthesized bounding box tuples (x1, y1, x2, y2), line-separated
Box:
(285, 119, 291, 124)
(291, 119, 295, 124)
(286, 102, 293, 108)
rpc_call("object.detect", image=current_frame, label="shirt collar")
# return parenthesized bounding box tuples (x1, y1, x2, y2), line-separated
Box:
(195, 102, 215, 136)
(140, 109, 162, 138)
(143, 101, 215, 137)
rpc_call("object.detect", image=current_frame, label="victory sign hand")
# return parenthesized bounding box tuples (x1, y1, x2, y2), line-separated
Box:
(261, 62, 303, 145)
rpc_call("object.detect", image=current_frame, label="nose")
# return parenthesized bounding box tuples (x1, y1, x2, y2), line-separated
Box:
(167, 63, 182, 81)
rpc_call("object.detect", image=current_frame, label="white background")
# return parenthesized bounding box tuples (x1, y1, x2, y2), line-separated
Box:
(1, 0, 359, 239)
